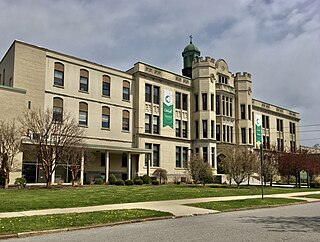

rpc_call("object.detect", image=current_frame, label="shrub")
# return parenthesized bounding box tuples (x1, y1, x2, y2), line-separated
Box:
(115, 179, 125, 186)
(152, 180, 160, 185)
(14, 177, 27, 188)
(134, 179, 143, 185)
(125, 179, 134, 185)
(94, 177, 104, 185)
(141, 175, 152, 184)
(108, 174, 117, 185)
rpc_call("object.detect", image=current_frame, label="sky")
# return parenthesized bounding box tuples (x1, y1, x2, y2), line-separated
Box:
(0, 0, 319, 146)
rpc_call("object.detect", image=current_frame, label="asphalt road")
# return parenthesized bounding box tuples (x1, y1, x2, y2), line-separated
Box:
(7, 202, 320, 242)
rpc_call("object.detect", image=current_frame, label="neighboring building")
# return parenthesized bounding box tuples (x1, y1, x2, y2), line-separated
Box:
(0, 39, 300, 185)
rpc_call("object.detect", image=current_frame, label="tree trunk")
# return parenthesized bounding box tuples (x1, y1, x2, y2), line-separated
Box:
(247, 175, 250, 186)
(4, 172, 9, 189)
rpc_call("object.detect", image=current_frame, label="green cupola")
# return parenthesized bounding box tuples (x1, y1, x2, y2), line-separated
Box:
(182, 35, 200, 78)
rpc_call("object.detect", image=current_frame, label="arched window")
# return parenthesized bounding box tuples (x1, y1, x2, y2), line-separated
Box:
(102, 106, 110, 129)
(80, 69, 89, 92)
(122, 81, 130, 101)
(122, 110, 130, 131)
(102, 75, 111, 97)
(79, 102, 88, 126)
(53, 97, 63, 122)
(54, 63, 64, 87)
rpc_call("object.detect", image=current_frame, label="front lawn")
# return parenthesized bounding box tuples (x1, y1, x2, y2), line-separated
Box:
(0, 209, 172, 235)
(187, 198, 305, 212)
(0, 185, 318, 212)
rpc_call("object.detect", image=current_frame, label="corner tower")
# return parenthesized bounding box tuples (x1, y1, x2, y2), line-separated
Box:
(182, 35, 200, 78)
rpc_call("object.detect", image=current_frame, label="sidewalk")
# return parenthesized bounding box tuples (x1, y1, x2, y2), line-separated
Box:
(1, 191, 320, 218)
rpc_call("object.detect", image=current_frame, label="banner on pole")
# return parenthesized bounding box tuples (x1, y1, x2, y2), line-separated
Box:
(255, 114, 262, 143)
(163, 89, 173, 128)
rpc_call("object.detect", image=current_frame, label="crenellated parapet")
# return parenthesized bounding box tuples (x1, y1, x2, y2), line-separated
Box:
(192, 56, 215, 67)
(233, 72, 252, 79)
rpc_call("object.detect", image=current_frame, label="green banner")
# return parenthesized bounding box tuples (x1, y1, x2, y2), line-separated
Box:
(255, 114, 262, 143)
(163, 90, 173, 128)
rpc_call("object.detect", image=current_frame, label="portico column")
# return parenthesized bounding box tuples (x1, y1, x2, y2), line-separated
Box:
(214, 147, 217, 171)
(147, 153, 151, 176)
(51, 163, 56, 185)
(80, 152, 85, 185)
(128, 153, 132, 180)
(105, 151, 109, 182)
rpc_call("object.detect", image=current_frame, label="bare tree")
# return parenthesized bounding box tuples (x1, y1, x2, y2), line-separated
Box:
(19, 109, 84, 188)
(0, 120, 22, 189)
(261, 146, 279, 186)
(188, 155, 214, 186)
(221, 145, 258, 187)
(153, 168, 168, 184)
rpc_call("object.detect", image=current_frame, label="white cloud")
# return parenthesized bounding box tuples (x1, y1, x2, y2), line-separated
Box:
(0, 0, 319, 145)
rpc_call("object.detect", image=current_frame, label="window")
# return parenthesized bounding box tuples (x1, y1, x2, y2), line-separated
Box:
(211, 121, 214, 139)
(248, 105, 251, 120)
(218, 74, 228, 84)
(216, 95, 220, 114)
(153, 86, 160, 104)
(223, 125, 226, 142)
(222, 96, 225, 115)
(53, 97, 63, 122)
(145, 114, 151, 133)
(203, 120, 208, 138)
(195, 147, 199, 155)
(241, 128, 246, 144)
(102, 106, 110, 129)
(230, 127, 233, 143)
(123, 81, 130, 101)
(277, 119, 283, 132)
(203, 147, 208, 162)
(122, 153, 127, 167)
(227, 126, 230, 142)
(153, 144, 160, 167)
(182, 121, 187, 138)
(79, 102, 88, 126)
(249, 128, 252, 144)
(145, 84, 152, 102)
(102, 75, 110, 97)
(195, 94, 199, 111)
(176, 119, 181, 137)
(230, 98, 233, 117)
(122, 110, 130, 131)
(211, 147, 215, 167)
(80, 69, 89, 92)
(153, 116, 159, 134)
(241, 104, 245, 119)
(226, 97, 229, 116)
(202, 93, 207, 110)
(211, 94, 214, 111)
(182, 147, 188, 168)
(101, 153, 106, 166)
(54, 63, 64, 87)
(195, 121, 199, 139)
(290, 122, 296, 134)
(176, 92, 181, 109)
(216, 124, 221, 141)
(182, 94, 188, 111)
(176, 147, 182, 168)
(145, 143, 152, 166)
(266, 116, 270, 129)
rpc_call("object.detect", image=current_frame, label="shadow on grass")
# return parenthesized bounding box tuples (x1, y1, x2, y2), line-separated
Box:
(240, 216, 320, 233)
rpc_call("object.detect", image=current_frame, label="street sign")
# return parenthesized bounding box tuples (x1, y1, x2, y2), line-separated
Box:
(300, 170, 307, 181)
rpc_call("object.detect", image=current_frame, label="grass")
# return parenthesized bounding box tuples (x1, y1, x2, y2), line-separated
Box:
(188, 198, 305, 212)
(0, 185, 318, 212)
(0, 209, 172, 235)
(298, 194, 320, 199)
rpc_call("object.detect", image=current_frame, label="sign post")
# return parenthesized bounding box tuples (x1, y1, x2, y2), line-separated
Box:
(255, 115, 264, 200)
